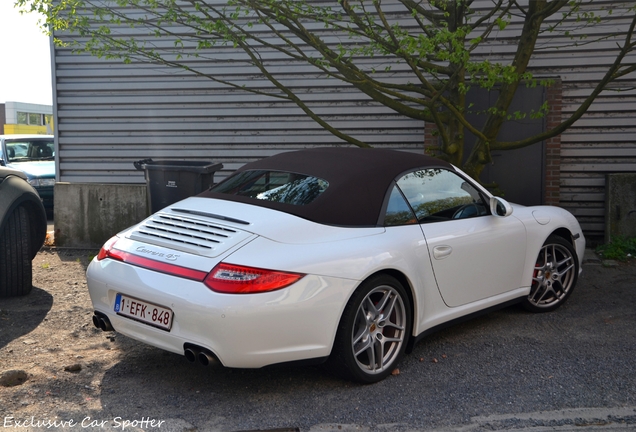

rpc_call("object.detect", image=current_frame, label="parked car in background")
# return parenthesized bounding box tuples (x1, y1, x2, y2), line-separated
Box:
(87, 148, 585, 383)
(0, 135, 55, 212)
(0, 166, 47, 297)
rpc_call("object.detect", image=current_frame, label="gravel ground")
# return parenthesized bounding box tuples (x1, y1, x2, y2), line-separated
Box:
(0, 248, 635, 432)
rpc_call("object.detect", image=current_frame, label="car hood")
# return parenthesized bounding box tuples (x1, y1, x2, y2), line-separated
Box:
(121, 197, 384, 258)
(8, 161, 55, 178)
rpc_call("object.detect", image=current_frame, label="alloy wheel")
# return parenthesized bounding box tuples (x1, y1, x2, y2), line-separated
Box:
(351, 285, 407, 375)
(529, 241, 576, 309)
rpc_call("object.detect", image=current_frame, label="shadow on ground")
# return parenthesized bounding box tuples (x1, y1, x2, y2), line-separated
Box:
(89, 261, 636, 431)
(0, 287, 53, 349)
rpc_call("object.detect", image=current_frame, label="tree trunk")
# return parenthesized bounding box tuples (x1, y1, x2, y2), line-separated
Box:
(462, 0, 552, 180)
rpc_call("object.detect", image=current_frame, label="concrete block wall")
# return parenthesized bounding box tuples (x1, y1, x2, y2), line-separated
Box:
(605, 173, 636, 242)
(54, 183, 149, 248)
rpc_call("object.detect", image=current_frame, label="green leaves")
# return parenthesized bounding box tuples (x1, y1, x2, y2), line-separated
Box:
(596, 236, 636, 261)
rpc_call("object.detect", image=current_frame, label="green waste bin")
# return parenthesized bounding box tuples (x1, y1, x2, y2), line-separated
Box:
(134, 159, 223, 213)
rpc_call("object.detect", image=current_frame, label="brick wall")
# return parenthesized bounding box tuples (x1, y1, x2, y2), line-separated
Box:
(544, 79, 562, 206)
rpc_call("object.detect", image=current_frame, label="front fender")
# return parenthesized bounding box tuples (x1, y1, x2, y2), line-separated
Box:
(0, 175, 47, 258)
(513, 206, 586, 286)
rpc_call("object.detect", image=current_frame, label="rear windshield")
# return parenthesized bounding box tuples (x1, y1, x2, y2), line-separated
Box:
(210, 170, 329, 206)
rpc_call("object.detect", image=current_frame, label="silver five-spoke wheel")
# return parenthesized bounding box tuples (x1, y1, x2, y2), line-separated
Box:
(523, 235, 578, 312)
(352, 285, 407, 375)
(328, 274, 411, 383)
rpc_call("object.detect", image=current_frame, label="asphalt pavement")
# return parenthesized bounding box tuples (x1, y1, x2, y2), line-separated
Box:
(87, 250, 636, 432)
(21, 219, 636, 431)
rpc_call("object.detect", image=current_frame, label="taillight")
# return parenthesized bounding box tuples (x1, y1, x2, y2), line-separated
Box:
(96, 238, 303, 294)
(204, 263, 305, 294)
(96, 236, 123, 261)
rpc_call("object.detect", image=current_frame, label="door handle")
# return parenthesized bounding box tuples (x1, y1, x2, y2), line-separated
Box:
(433, 245, 452, 260)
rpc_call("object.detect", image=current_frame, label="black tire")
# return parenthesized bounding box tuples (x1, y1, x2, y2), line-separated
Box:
(0, 206, 33, 298)
(327, 274, 412, 383)
(522, 235, 578, 313)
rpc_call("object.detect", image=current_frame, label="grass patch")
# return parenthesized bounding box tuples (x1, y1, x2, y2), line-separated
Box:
(596, 236, 636, 261)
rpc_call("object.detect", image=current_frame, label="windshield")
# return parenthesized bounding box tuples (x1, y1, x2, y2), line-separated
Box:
(5, 139, 55, 163)
(210, 170, 329, 206)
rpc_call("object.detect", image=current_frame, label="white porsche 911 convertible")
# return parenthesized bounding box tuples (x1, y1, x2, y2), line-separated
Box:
(87, 147, 585, 383)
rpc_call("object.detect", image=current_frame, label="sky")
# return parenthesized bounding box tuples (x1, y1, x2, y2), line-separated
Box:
(0, 1, 53, 106)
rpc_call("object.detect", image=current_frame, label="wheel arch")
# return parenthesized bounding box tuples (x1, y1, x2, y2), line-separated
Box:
(547, 227, 584, 265)
(370, 269, 415, 313)
(325, 268, 416, 382)
(355, 268, 417, 345)
(549, 227, 575, 246)
(522, 231, 580, 312)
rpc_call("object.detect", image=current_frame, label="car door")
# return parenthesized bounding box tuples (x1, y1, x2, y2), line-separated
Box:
(395, 168, 527, 307)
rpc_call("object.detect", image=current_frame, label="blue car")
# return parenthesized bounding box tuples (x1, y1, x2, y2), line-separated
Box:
(0, 135, 55, 211)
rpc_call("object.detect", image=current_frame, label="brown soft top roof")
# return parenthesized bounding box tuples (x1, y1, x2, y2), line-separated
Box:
(199, 147, 453, 226)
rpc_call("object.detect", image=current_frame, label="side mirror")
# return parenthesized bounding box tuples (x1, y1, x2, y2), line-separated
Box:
(490, 196, 513, 217)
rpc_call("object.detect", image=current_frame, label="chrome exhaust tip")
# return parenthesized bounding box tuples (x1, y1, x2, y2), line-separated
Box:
(184, 344, 219, 366)
(92, 312, 114, 332)
(198, 350, 218, 366)
(92, 314, 100, 329)
(184, 347, 198, 363)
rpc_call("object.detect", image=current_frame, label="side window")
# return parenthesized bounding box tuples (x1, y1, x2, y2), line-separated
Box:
(396, 169, 488, 223)
(384, 185, 417, 226)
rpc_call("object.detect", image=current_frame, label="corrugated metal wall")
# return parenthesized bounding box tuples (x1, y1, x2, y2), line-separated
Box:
(55, 63, 426, 182)
(53, 0, 428, 184)
(52, 0, 636, 241)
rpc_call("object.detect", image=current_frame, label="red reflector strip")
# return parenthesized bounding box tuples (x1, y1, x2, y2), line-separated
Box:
(113, 250, 208, 282)
(96, 237, 304, 293)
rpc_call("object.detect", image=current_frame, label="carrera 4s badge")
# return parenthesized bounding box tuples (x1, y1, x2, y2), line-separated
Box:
(136, 246, 180, 262)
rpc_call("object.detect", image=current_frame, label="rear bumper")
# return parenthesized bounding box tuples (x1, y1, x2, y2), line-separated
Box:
(86, 257, 356, 368)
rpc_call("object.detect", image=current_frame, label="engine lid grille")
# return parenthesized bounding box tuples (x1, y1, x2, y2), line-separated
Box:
(127, 212, 254, 257)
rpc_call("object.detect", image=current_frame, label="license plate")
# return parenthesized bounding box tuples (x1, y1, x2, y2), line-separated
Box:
(114, 293, 173, 331)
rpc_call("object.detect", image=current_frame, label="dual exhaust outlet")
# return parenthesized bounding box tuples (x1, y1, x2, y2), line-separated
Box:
(184, 344, 219, 367)
(92, 311, 114, 332)
(91, 312, 218, 367)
